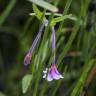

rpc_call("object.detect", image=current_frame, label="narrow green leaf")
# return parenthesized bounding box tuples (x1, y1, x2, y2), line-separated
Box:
(34, 54, 39, 70)
(71, 59, 95, 96)
(29, 0, 58, 12)
(51, 14, 77, 26)
(32, 4, 44, 20)
(42, 40, 49, 62)
(57, 21, 79, 66)
(29, 12, 62, 17)
(22, 74, 32, 94)
(57, 0, 73, 37)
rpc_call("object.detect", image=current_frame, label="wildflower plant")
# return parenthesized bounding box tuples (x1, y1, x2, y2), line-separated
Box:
(43, 27, 64, 81)
(22, 0, 96, 95)
(24, 19, 48, 66)
(22, 2, 77, 94)
(0, 0, 96, 96)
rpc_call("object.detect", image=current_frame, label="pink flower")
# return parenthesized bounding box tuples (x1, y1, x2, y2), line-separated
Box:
(24, 53, 32, 66)
(24, 19, 48, 66)
(43, 64, 64, 81)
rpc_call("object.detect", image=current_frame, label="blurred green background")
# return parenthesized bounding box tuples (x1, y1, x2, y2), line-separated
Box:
(0, 0, 96, 96)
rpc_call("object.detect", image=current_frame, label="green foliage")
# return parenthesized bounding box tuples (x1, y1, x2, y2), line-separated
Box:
(71, 59, 95, 96)
(0, 0, 96, 96)
(50, 14, 77, 26)
(22, 74, 32, 94)
(29, 12, 62, 17)
(0, 92, 6, 96)
(32, 4, 45, 20)
(29, 0, 58, 12)
(32, 4, 76, 26)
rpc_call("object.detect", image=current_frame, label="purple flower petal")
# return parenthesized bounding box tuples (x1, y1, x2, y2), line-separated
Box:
(24, 20, 47, 66)
(51, 67, 63, 80)
(43, 64, 64, 81)
(24, 53, 32, 66)
(47, 72, 53, 81)
(52, 72, 62, 80)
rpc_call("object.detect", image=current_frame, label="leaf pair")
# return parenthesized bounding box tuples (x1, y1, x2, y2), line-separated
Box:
(32, 4, 77, 26)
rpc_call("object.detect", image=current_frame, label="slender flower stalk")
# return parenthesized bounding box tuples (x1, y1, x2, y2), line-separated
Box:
(24, 19, 48, 66)
(43, 26, 64, 81)
(52, 27, 56, 64)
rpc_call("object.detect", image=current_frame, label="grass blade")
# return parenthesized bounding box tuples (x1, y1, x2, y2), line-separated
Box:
(29, 0, 58, 12)
(71, 59, 95, 96)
